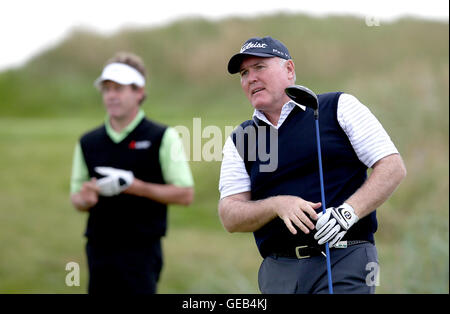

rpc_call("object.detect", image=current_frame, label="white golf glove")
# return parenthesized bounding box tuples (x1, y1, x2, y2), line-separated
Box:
(314, 203, 359, 248)
(95, 167, 134, 197)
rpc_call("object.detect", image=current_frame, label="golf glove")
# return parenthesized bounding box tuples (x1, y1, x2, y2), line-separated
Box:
(95, 167, 134, 197)
(314, 203, 359, 248)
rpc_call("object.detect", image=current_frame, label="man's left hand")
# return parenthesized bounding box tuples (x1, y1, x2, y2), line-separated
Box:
(95, 167, 134, 196)
(314, 203, 359, 248)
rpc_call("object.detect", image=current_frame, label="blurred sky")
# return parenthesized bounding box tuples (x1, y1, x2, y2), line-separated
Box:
(1, 0, 448, 71)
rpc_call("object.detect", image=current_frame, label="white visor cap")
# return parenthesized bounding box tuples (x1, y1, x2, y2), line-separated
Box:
(94, 62, 146, 89)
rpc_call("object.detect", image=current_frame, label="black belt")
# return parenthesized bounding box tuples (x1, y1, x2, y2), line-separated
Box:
(272, 240, 369, 259)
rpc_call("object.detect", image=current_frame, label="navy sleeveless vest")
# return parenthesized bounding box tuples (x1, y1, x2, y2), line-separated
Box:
(80, 118, 168, 245)
(231, 92, 377, 257)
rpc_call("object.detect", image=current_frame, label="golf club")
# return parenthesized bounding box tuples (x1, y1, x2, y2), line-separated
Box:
(285, 85, 334, 294)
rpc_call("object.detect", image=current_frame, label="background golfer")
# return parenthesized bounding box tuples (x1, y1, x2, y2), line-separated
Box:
(218, 36, 407, 293)
(70, 52, 194, 294)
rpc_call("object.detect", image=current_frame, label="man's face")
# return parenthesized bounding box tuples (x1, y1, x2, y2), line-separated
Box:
(100, 81, 144, 120)
(239, 56, 295, 112)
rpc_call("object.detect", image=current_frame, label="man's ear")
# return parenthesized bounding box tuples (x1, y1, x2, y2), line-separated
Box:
(134, 86, 146, 105)
(286, 59, 296, 81)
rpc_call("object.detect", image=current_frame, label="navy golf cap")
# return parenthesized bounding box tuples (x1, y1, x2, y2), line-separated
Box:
(227, 36, 291, 74)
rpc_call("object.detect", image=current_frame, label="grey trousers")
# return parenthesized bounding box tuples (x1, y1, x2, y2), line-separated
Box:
(258, 242, 379, 294)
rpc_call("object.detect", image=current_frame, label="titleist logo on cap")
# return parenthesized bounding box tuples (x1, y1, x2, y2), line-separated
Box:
(227, 36, 291, 74)
(240, 42, 268, 53)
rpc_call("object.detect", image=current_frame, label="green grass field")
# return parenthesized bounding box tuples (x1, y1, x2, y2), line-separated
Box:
(0, 14, 448, 293)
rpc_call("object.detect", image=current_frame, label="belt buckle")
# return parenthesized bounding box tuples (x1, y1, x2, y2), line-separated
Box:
(295, 245, 310, 259)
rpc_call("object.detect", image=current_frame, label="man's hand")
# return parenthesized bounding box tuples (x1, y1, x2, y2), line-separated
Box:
(71, 178, 100, 212)
(314, 203, 359, 247)
(95, 167, 134, 196)
(272, 196, 321, 235)
(218, 193, 320, 234)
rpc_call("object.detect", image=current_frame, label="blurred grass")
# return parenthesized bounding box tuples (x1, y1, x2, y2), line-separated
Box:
(0, 13, 448, 293)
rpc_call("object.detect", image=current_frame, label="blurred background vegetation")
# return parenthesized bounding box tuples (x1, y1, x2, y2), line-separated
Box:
(0, 13, 448, 293)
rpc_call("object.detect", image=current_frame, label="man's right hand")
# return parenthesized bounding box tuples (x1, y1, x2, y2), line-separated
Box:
(71, 178, 100, 212)
(218, 192, 321, 234)
(271, 195, 321, 235)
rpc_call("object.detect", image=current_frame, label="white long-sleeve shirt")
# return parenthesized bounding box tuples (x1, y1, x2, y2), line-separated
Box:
(219, 93, 399, 199)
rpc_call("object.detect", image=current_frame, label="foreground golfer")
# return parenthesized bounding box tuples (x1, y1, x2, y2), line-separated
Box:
(70, 52, 194, 294)
(218, 36, 406, 293)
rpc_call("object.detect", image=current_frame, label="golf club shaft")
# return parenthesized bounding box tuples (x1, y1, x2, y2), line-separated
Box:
(315, 118, 334, 294)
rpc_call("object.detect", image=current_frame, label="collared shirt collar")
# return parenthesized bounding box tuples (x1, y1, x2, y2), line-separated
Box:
(105, 109, 145, 143)
(252, 101, 306, 128)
